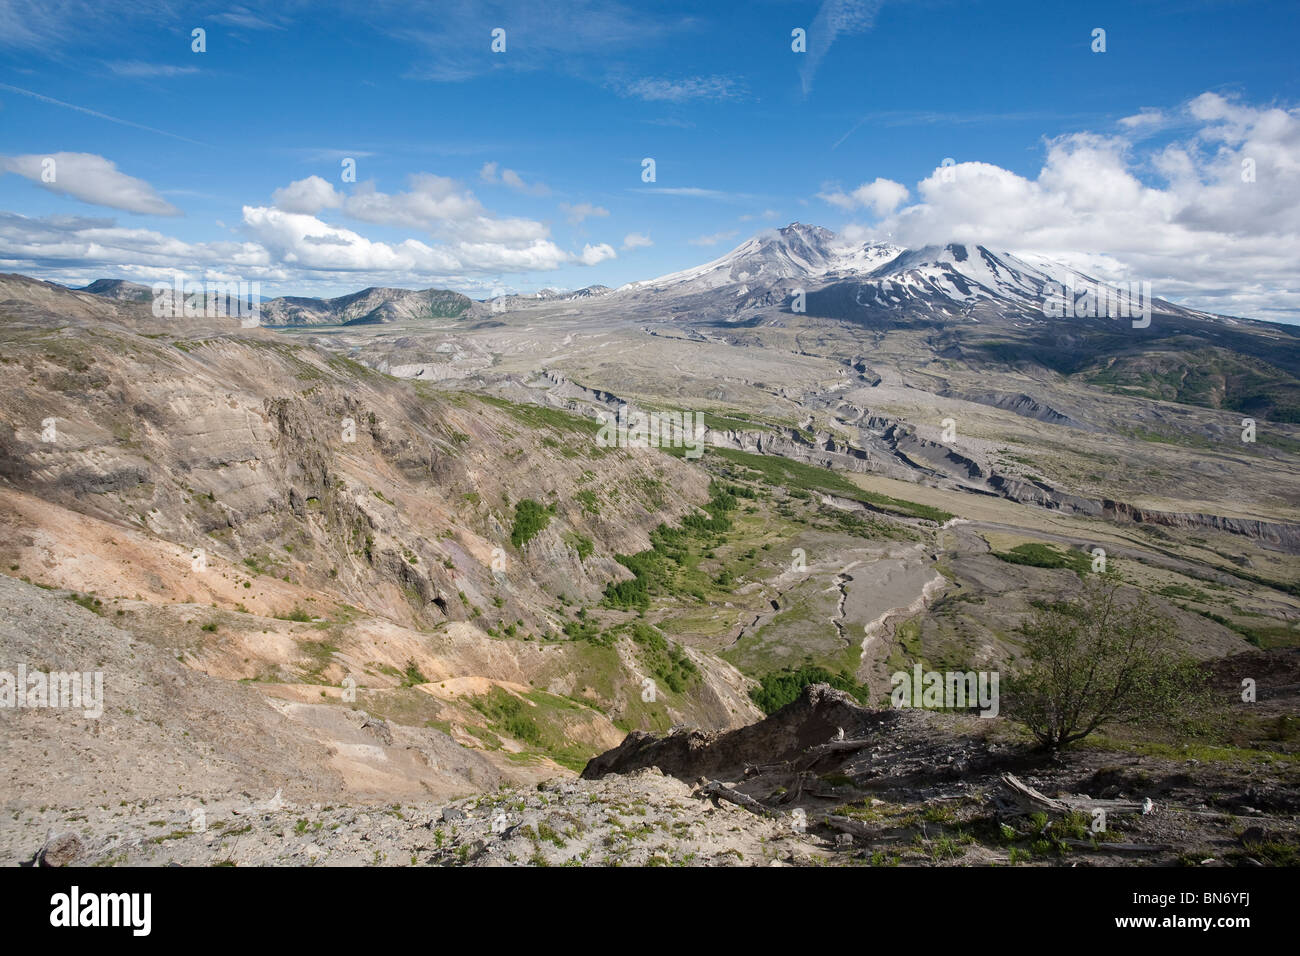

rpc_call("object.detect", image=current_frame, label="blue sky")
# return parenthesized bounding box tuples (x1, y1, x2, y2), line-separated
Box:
(1, 0, 1297, 319)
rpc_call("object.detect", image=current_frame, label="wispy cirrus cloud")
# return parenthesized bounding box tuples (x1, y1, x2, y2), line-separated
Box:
(106, 61, 200, 77)
(616, 75, 746, 102)
(0, 1, 294, 53)
(0, 82, 209, 146)
(479, 161, 550, 196)
(210, 6, 291, 30)
(559, 201, 609, 225)
(390, 0, 683, 82)
(1118, 107, 1168, 130)
(687, 229, 738, 246)
(639, 186, 755, 201)
(799, 0, 885, 96)
(831, 109, 1095, 149)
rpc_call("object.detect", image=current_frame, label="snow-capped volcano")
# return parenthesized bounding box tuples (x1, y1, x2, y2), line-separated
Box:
(852, 242, 1070, 314)
(619, 223, 902, 295)
(620, 225, 1214, 325)
(847, 242, 1212, 322)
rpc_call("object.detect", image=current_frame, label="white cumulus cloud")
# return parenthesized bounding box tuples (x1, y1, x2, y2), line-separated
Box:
(818, 177, 909, 215)
(579, 242, 617, 265)
(271, 175, 343, 215)
(0, 152, 179, 216)
(843, 93, 1300, 320)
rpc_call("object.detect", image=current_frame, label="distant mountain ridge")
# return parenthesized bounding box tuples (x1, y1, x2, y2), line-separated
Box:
(71, 280, 472, 327)
(70, 222, 1233, 327)
(76, 279, 153, 302)
(258, 286, 473, 326)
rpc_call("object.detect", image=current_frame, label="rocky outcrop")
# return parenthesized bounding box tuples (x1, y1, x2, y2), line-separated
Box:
(938, 388, 1094, 431)
(583, 684, 890, 782)
(1100, 500, 1300, 553)
(987, 475, 1102, 515)
(985, 476, 1300, 553)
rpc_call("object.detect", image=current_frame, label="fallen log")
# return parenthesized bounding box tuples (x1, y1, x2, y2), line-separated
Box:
(820, 814, 873, 836)
(1001, 773, 1148, 815)
(697, 780, 770, 815)
(1061, 839, 1170, 853)
(817, 814, 910, 843)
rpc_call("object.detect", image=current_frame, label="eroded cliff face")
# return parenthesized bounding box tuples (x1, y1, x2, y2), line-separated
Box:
(0, 294, 763, 800)
(0, 324, 688, 624)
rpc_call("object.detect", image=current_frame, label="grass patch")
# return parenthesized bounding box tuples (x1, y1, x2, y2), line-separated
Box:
(478, 394, 600, 435)
(276, 606, 314, 622)
(564, 531, 594, 561)
(66, 593, 103, 615)
(710, 446, 950, 521)
(991, 542, 1091, 573)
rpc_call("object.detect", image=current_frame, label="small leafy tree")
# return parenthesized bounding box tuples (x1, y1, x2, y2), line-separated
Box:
(1005, 577, 1205, 748)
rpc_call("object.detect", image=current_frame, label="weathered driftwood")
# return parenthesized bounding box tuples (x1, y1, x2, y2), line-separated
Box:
(697, 780, 770, 815)
(818, 814, 873, 839)
(1001, 773, 1148, 815)
(1061, 838, 1170, 853)
(818, 814, 910, 843)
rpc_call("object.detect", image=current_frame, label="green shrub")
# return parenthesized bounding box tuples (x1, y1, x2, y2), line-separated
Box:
(750, 665, 870, 715)
(402, 659, 428, 687)
(1005, 577, 1208, 747)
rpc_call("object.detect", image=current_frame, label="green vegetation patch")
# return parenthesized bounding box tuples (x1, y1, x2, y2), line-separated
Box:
(477, 394, 601, 435)
(749, 664, 870, 715)
(626, 622, 699, 693)
(603, 482, 738, 609)
(468, 687, 598, 772)
(991, 542, 1091, 574)
(709, 447, 951, 522)
(563, 531, 594, 561)
(511, 499, 555, 548)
